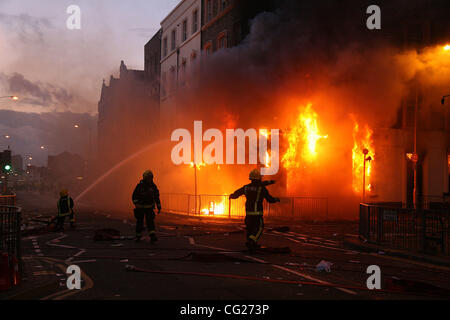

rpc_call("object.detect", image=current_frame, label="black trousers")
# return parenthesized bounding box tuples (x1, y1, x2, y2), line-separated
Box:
(55, 212, 74, 229)
(134, 208, 155, 237)
(245, 215, 264, 243)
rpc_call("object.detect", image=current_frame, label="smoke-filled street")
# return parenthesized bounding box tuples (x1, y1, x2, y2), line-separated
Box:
(2, 191, 449, 302)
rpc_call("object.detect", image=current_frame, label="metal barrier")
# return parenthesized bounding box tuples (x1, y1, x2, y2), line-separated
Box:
(360, 204, 450, 256)
(0, 194, 16, 206)
(161, 193, 328, 221)
(0, 205, 22, 288)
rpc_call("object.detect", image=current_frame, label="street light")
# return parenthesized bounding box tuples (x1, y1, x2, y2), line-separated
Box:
(0, 96, 19, 101)
(362, 148, 372, 203)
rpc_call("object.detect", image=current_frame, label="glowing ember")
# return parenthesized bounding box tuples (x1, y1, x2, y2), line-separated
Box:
(282, 103, 328, 168)
(351, 116, 375, 194)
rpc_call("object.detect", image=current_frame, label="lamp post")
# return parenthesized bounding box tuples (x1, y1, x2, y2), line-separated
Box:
(362, 148, 372, 203)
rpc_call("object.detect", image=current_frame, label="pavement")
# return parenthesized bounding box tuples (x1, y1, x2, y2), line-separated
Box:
(2, 191, 450, 301)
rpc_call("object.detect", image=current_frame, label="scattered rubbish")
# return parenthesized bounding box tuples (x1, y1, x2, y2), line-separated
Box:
(56, 274, 63, 277)
(269, 226, 290, 233)
(125, 264, 135, 271)
(315, 260, 333, 273)
(115, 294, 120, 297)
(111, 243, 124, 247)
(94, 229, 121, 241)
(59, 282, 65, 287)
(224, 233, 230, 236)
(256, 246, 291, 254)
(234, 262, 240, 265)
(284, 262, 300, 266)
(348, 260, 360, 264)
(298, 284, 302, 287)
(149, 254, 155, 256)
(181, 253, 251, 263)
(332, 233, 338, 237)
(344, 251, 358, 255)
(106, 215, 111, 218)
(263, 276, 270, 280)
(122, 220, 128, 224)
(296, 293, 304, 296)
(120, 259, 129, 263)
(378, 251, 386, 255)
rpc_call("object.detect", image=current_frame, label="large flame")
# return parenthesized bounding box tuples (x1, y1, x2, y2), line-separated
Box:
(351, 116, 375, 194)
(201, 200, 227, 216)
(282, 103, 328, 168)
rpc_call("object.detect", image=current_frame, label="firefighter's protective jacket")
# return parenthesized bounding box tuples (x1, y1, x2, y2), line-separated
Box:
(57, 196, 74, 216)
(229, 180, 278, 215)
(132, 180, 161, 210)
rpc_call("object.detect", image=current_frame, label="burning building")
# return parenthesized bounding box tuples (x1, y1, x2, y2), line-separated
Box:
(90, 0, 450, 219)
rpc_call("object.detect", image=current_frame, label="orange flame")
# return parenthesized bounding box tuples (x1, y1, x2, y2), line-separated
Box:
(351, 116, 375, 193)
(282, 103, 328, 168)
(201, 200, 227, 216)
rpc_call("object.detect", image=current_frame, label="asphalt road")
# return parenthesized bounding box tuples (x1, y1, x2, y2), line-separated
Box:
(4, 192, 450, 301)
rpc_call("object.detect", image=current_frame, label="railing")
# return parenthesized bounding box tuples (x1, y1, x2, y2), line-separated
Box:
(161, 193, 328, 221)
(360, 204, 450, 256)
(0, 205, 22, 289)
(0, 194, 16, 206)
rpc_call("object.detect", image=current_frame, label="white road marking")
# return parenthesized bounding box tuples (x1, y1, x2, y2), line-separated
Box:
(193, 242, 357, 296)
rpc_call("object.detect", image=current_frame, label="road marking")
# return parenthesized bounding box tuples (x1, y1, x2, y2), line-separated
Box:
(71, 259, 97, 264)
(193, 242, 357, 295)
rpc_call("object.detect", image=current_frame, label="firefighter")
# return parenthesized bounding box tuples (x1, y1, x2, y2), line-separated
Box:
(229, 169, 280, 252)
(55, 189, 75, 231)
(132, 170, 161, 243)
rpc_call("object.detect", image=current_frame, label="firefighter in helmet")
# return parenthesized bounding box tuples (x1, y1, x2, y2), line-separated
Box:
(55, 189, 75, 231)
(229, 169, 280, 252)
(132, 170, 162, 243)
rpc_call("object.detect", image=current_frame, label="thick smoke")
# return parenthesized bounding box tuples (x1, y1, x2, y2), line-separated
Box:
(81, 0, 450, 219)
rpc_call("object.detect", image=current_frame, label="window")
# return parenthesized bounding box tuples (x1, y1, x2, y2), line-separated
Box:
(220, 0, 228, 11)
(192, 9, 198, 33)
(182, 20, 187, 42)
(171, 29, 176, 51)
(217, 32, 227, 50)
(206, 0, 213, 22)
(163, 37, 168, 57)
(204, 41, 212, 55)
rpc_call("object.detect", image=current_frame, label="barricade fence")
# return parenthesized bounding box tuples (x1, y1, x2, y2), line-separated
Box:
(0, 205, 22, 289)
(360, 204, 449, 256)
(160, 193, 328, 221)
(0, 194, 16, 206)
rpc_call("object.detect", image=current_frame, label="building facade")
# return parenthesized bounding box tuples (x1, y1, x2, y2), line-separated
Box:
(160, 0, 202, 134)
(201, 0, 276, 54)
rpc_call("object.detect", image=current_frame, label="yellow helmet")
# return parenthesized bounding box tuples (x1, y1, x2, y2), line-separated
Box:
(143, 170, 154, 179)
(249, 169, 262, 181)
(60, 189, 68, 197)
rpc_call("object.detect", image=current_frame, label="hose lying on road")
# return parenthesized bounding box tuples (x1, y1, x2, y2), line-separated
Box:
(124, 265, 450, 298)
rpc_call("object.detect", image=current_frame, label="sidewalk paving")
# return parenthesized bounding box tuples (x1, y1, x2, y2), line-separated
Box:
(343, 236, 450, 269)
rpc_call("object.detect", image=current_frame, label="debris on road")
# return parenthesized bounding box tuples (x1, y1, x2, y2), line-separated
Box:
(93, 228, 121, 241)
(256, 246, 291, 254)
(120, 259, 129, 263)
(111, 243, 124, 247)
(315, 260, 333, 273)
(180, 253, 253, 264)
(268, 226, 290, 233)
(284, 262, 300, 266)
